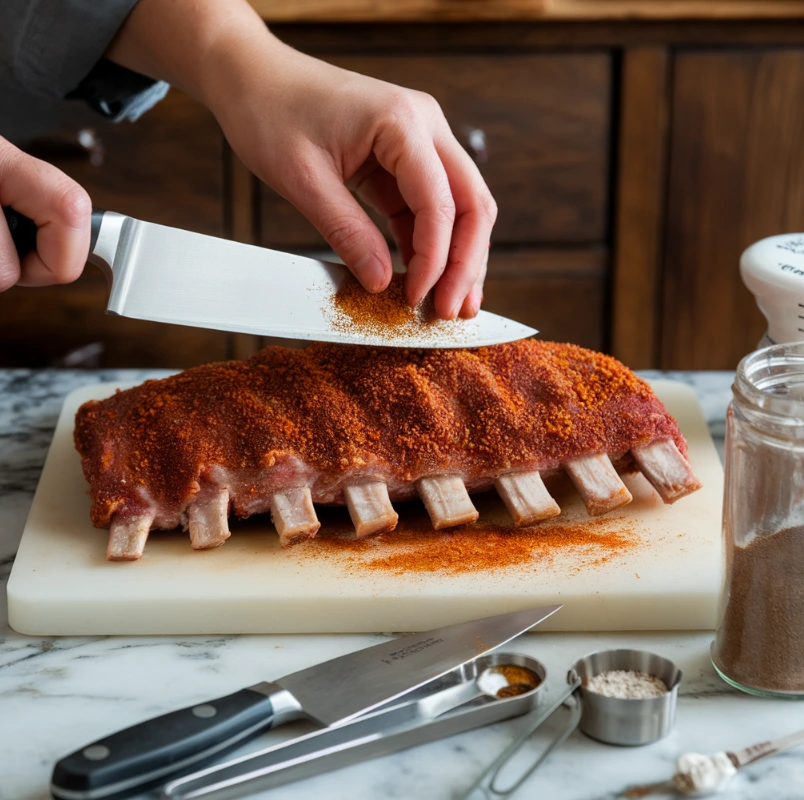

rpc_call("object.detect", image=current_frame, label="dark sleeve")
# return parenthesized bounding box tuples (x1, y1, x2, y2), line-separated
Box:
(0, 0, 169, 121)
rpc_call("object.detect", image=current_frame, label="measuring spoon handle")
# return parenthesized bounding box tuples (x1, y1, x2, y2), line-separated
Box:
(459, 679, 582, 800)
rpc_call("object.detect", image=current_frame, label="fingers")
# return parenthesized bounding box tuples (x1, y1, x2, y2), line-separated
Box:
(0, 137, 91, 290)
(374, 116, 455, 309)
(372, 95, 496, 319)
(459, 285, 484, 319)
(0, 210, 21, 292)
(431, 136, 497, 320)
(289, 151, 393, 292)
(457, 248, 488, 320)
(350, 158, 416, 267)
(351, 141, 491, 319)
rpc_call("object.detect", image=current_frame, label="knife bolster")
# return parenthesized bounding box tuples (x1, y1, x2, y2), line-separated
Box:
(247, 681, 304, 726)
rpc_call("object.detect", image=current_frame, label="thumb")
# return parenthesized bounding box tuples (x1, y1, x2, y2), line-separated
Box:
(288, 162, 392, 293)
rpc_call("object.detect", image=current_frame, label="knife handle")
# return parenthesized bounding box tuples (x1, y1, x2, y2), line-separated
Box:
(2, 206, 105, 259)
(2, 207, 37, 258)
(50, 683, 299, 800)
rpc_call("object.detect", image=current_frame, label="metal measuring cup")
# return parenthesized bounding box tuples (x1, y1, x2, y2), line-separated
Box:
(460, 648, 683, 799)
(573, 648, 682, 746)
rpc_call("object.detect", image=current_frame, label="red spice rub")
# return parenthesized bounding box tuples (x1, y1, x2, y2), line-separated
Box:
(308, 515, 638, 575)
(74, 340, 685, 529)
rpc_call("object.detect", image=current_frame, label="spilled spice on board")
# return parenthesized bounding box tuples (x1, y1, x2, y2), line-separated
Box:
(304, 509, 638, 576)
(330, 273, 460, 342)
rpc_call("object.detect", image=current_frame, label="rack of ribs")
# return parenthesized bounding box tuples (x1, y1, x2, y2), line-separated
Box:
(74, 340, 702, 561)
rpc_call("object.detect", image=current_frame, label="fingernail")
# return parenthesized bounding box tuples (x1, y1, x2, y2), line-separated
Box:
(355, 254, 388, 293)
(407, 284, 426, 308)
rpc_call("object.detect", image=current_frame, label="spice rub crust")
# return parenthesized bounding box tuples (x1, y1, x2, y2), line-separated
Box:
(74, 339, 685, 530)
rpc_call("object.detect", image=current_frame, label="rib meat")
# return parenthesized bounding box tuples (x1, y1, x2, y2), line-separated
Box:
(74, 340, 702, 560)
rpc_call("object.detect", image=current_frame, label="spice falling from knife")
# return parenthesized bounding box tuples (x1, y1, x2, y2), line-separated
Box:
(330, 272, 463, 342)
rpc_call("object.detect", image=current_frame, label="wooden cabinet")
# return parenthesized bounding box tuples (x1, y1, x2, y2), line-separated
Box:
(260, 53, 611, 248)
(0, 279, 231, 368)
(13, 90, 224, 236)
(484, 249, 606, 349)
(660, 49, 804, 369)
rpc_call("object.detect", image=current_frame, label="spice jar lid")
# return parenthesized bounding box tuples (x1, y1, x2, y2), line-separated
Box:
(741, 234, 804, 345)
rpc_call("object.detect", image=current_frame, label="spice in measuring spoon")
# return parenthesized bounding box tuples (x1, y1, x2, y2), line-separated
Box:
(476, 664, 543, 699)
(493, 664, 543, 698)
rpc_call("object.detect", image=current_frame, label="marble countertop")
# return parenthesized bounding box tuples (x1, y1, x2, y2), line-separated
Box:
(2, 369, 802, 800)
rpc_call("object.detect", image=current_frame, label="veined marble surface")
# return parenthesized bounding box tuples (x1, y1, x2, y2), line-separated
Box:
(2, 369, 802, 800)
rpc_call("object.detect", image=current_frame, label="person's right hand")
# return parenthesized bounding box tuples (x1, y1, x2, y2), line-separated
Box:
(0, 137, 92, 292)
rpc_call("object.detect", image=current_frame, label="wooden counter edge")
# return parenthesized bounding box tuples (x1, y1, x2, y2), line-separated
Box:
(251, 1, 804, 23)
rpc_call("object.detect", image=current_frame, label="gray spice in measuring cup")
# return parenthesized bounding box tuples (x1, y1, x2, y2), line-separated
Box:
(585, 670, 668, 699)
(712, 524, 804, 693)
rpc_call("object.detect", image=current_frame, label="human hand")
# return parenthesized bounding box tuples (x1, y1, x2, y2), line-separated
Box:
(106, 0, 496, 319)
(0, 137, 91, 292)
(208, 41, 496, 320)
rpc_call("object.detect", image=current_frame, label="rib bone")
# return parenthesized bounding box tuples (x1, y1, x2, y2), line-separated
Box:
(188, 488, 231, 549)
(632, 439, 703, 504)
(495, 471, 561, 526)
(564, 454, 633, 516)
(107, 515, 153, 561)
(270, 488, 321, 547)
(417, 476, 479, 530)
(343, 481, 398, 538)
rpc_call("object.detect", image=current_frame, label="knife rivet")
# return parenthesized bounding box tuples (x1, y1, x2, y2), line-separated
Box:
(192, 704, 217, 719)
(82, 745, 111, 761)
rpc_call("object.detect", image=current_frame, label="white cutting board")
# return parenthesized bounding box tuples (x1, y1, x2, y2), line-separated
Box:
(7, 380, 723, 636)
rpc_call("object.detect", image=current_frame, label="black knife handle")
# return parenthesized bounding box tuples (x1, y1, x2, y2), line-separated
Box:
(2, 207, 37, 258)
(50, 687, 282, 800)
(2, 206, 105, 259)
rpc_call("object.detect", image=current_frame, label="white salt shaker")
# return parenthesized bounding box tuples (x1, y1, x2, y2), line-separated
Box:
(741, 234, 804, 347)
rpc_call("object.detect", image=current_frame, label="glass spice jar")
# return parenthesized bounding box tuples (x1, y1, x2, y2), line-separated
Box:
(711, 343, 804, 698)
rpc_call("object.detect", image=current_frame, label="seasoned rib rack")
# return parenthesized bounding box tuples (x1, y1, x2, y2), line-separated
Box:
(74, 340, 702, 561)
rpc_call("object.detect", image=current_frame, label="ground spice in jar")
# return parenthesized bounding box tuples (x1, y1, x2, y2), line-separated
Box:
(493, 664, 542, 697)
(585, 670, 668, 699)
(711, 524, 804, 693)
(330, 273, 460, 342)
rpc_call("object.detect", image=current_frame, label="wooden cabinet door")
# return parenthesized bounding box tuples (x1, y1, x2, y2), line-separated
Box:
(259, 53, 612, 249)
(661, 50, 804, 369)
(483, 249, 606, 350)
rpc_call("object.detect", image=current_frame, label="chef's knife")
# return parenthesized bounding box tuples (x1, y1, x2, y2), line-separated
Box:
(50, 605, 561, 800)
(3, 207, 537, 348)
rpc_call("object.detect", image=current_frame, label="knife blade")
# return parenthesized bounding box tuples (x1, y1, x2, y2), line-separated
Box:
(50, 605, 561, 800)
(2, 207, 537, 348)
